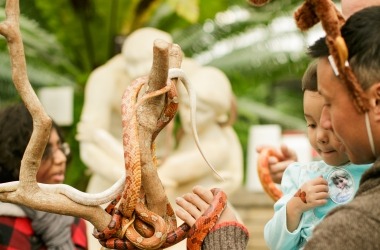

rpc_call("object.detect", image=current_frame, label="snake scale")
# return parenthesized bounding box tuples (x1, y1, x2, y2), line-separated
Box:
(257, 147, 284, 201)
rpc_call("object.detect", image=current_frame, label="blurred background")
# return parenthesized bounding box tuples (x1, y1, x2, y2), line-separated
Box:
(0, 0, 333, 190)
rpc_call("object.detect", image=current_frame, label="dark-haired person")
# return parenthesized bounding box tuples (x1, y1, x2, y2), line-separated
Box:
(0, 103, 88, 250)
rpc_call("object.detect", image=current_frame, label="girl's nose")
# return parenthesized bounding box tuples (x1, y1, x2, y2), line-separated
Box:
(53, 147, 67, 165)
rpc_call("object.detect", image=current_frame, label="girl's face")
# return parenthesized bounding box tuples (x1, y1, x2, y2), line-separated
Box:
(37, 128, 68, 184)
(303, 90, 349, 166)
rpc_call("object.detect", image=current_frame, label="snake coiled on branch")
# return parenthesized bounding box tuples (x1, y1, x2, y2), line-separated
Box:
(92, 67, 227, 249)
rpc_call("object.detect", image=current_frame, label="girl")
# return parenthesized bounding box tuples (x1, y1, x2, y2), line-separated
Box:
(0, 103, 88, 250)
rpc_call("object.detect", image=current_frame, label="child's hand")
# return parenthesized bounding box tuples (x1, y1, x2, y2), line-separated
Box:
(175, 185, 237, 227)
(293, 176, 329, 212)
(286, 176, 329, 232)
(256, 144, 298, 184)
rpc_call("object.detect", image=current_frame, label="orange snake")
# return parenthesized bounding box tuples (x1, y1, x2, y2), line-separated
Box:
(93, 68, 226, 249)
(257, 147, 284, 201)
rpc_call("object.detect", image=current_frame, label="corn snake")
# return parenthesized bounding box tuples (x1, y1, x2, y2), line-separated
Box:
(186, 188, 227, 249)
(257, 147, 284, 201)
(92, 68, 226, 249)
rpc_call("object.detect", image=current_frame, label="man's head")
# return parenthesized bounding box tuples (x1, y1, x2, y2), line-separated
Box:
(309, 6, 380, 91)
(308, 6, 380, 164)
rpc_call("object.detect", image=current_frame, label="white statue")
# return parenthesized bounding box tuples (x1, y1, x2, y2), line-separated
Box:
(159, 65, 243, 198)
(157, 64, 243, 250)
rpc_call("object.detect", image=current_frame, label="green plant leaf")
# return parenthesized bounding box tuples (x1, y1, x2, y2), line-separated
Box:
(168, 0, 199, 23)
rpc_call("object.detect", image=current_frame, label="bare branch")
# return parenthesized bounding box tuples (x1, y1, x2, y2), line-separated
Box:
(138, 40, 182, 217)
(0, 0, 111, 232)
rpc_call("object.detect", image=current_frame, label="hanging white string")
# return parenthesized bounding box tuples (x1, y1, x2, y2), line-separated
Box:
(365, 112, 376, 157)
(169, 68, 224, 181)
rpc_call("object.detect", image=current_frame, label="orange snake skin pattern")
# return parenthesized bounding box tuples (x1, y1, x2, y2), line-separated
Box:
(257, 147, 283, 201)
(93, 72, 227, 249)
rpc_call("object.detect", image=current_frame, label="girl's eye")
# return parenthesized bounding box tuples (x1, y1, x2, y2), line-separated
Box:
(42, 144, 52, 159)
(42, 142, 70, 160)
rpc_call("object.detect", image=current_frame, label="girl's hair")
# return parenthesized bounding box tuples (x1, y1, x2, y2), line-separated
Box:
(0, 103, 67, 183)
(302, 60, 318, 93)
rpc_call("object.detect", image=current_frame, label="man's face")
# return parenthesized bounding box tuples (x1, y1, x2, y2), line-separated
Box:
(317, 57, 374, 164)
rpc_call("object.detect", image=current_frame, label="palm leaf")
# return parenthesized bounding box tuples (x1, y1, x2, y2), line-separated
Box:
(0, 7, 76, 105)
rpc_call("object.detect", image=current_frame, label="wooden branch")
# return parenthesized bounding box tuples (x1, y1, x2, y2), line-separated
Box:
(0, 0, 111, 232)
(138, 40, 182, 216)
(0, 0, 49, 184)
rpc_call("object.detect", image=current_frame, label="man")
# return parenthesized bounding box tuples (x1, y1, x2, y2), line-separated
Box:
(304, 5, 380, 249)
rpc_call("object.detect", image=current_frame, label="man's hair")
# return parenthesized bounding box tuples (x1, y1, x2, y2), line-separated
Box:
(308, 6, 380, 90)
(302, 60, 318, 93)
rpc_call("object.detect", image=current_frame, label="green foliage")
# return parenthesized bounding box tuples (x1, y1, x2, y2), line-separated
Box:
(0, 6, 77, 105)
(32, 0, 111, 72)
(170, 0, 199, 23)
(174, 4, 311, 125)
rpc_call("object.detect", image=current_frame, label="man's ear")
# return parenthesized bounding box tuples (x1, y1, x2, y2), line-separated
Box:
(368, 82, 380, 121)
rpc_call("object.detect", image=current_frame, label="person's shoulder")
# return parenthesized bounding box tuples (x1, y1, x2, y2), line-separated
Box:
(0, 216, 33, 232)
(281, 161, 308, 185)
(283, 160, 328, 182)
(346, 162, 373, 170)
(0, 216, 34, 248)
(344, 162, 373, 177)
(71, 217, 88, 249)
(282, 161, 304, 178)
